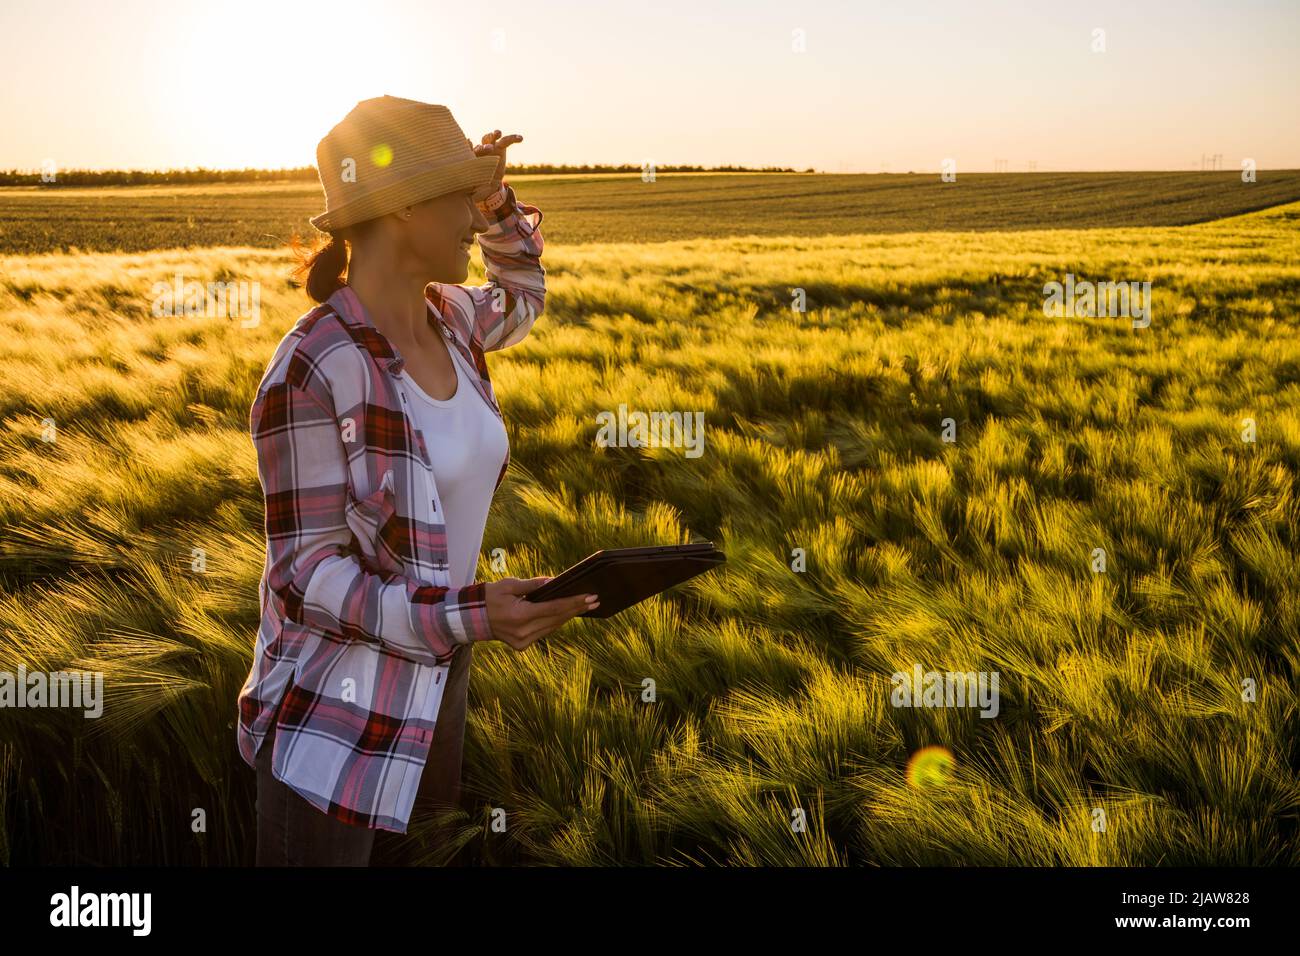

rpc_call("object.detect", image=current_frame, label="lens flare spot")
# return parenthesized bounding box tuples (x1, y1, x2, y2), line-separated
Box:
(906, 746, 955, 789)
(371, 143, 394, 168)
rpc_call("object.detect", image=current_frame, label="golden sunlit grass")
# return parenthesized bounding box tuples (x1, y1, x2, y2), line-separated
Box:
(0, 201, 1298, 864)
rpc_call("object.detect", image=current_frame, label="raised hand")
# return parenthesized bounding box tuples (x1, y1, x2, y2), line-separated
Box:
(470, 129, 524, 187)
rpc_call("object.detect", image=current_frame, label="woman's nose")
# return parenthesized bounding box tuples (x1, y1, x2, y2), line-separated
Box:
(470, 204, 490, 234)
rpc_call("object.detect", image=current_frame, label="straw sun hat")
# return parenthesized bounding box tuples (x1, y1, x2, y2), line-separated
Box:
(309, 95, 501, 233)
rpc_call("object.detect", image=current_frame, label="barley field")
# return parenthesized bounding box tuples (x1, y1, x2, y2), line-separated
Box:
(0, 174, 1297, 865)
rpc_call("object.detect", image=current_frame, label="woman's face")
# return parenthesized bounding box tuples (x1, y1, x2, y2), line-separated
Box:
(403, 187, 491, 283)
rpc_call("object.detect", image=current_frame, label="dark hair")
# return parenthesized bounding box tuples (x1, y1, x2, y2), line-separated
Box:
(289, 219, 375, 303)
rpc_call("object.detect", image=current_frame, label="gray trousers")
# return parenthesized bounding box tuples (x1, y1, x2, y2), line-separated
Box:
(254, 642, 473, 866)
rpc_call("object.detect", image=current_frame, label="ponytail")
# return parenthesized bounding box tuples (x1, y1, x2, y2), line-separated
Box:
(289, 230, 349, 303)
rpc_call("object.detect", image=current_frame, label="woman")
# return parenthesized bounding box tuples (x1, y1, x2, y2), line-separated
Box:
(235, 95, 597, 866)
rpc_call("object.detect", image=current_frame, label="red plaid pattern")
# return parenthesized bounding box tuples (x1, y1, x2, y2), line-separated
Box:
(236, 181, 544, 833)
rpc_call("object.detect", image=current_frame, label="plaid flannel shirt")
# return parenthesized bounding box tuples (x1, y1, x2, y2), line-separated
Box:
(236, 181, 544, 833)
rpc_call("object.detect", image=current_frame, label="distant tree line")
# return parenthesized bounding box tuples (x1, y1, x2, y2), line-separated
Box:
(0, 162, 811, 186)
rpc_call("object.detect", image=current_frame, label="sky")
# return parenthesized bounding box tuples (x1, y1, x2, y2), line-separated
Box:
(0, 0, 1296, 173)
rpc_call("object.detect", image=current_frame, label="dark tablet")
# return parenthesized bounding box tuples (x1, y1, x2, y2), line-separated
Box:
(523, 543, 726, 618)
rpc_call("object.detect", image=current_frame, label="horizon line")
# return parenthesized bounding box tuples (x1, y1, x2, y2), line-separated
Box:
(0, 165, 1291, 179)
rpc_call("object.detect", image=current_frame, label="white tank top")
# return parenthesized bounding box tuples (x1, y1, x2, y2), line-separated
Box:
(403, 337, 509, 588)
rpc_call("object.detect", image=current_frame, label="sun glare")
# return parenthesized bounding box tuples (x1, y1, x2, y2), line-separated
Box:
(161, 0, 475, 170)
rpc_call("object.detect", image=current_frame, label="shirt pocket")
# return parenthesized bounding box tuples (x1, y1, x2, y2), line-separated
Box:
(344, 468, 404, 575)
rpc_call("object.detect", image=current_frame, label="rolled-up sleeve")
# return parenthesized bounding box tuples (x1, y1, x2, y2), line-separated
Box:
(432, 180, 546, 352)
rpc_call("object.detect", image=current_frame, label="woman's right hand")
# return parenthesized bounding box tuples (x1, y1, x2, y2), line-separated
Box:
(481, 577, 599, 650)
